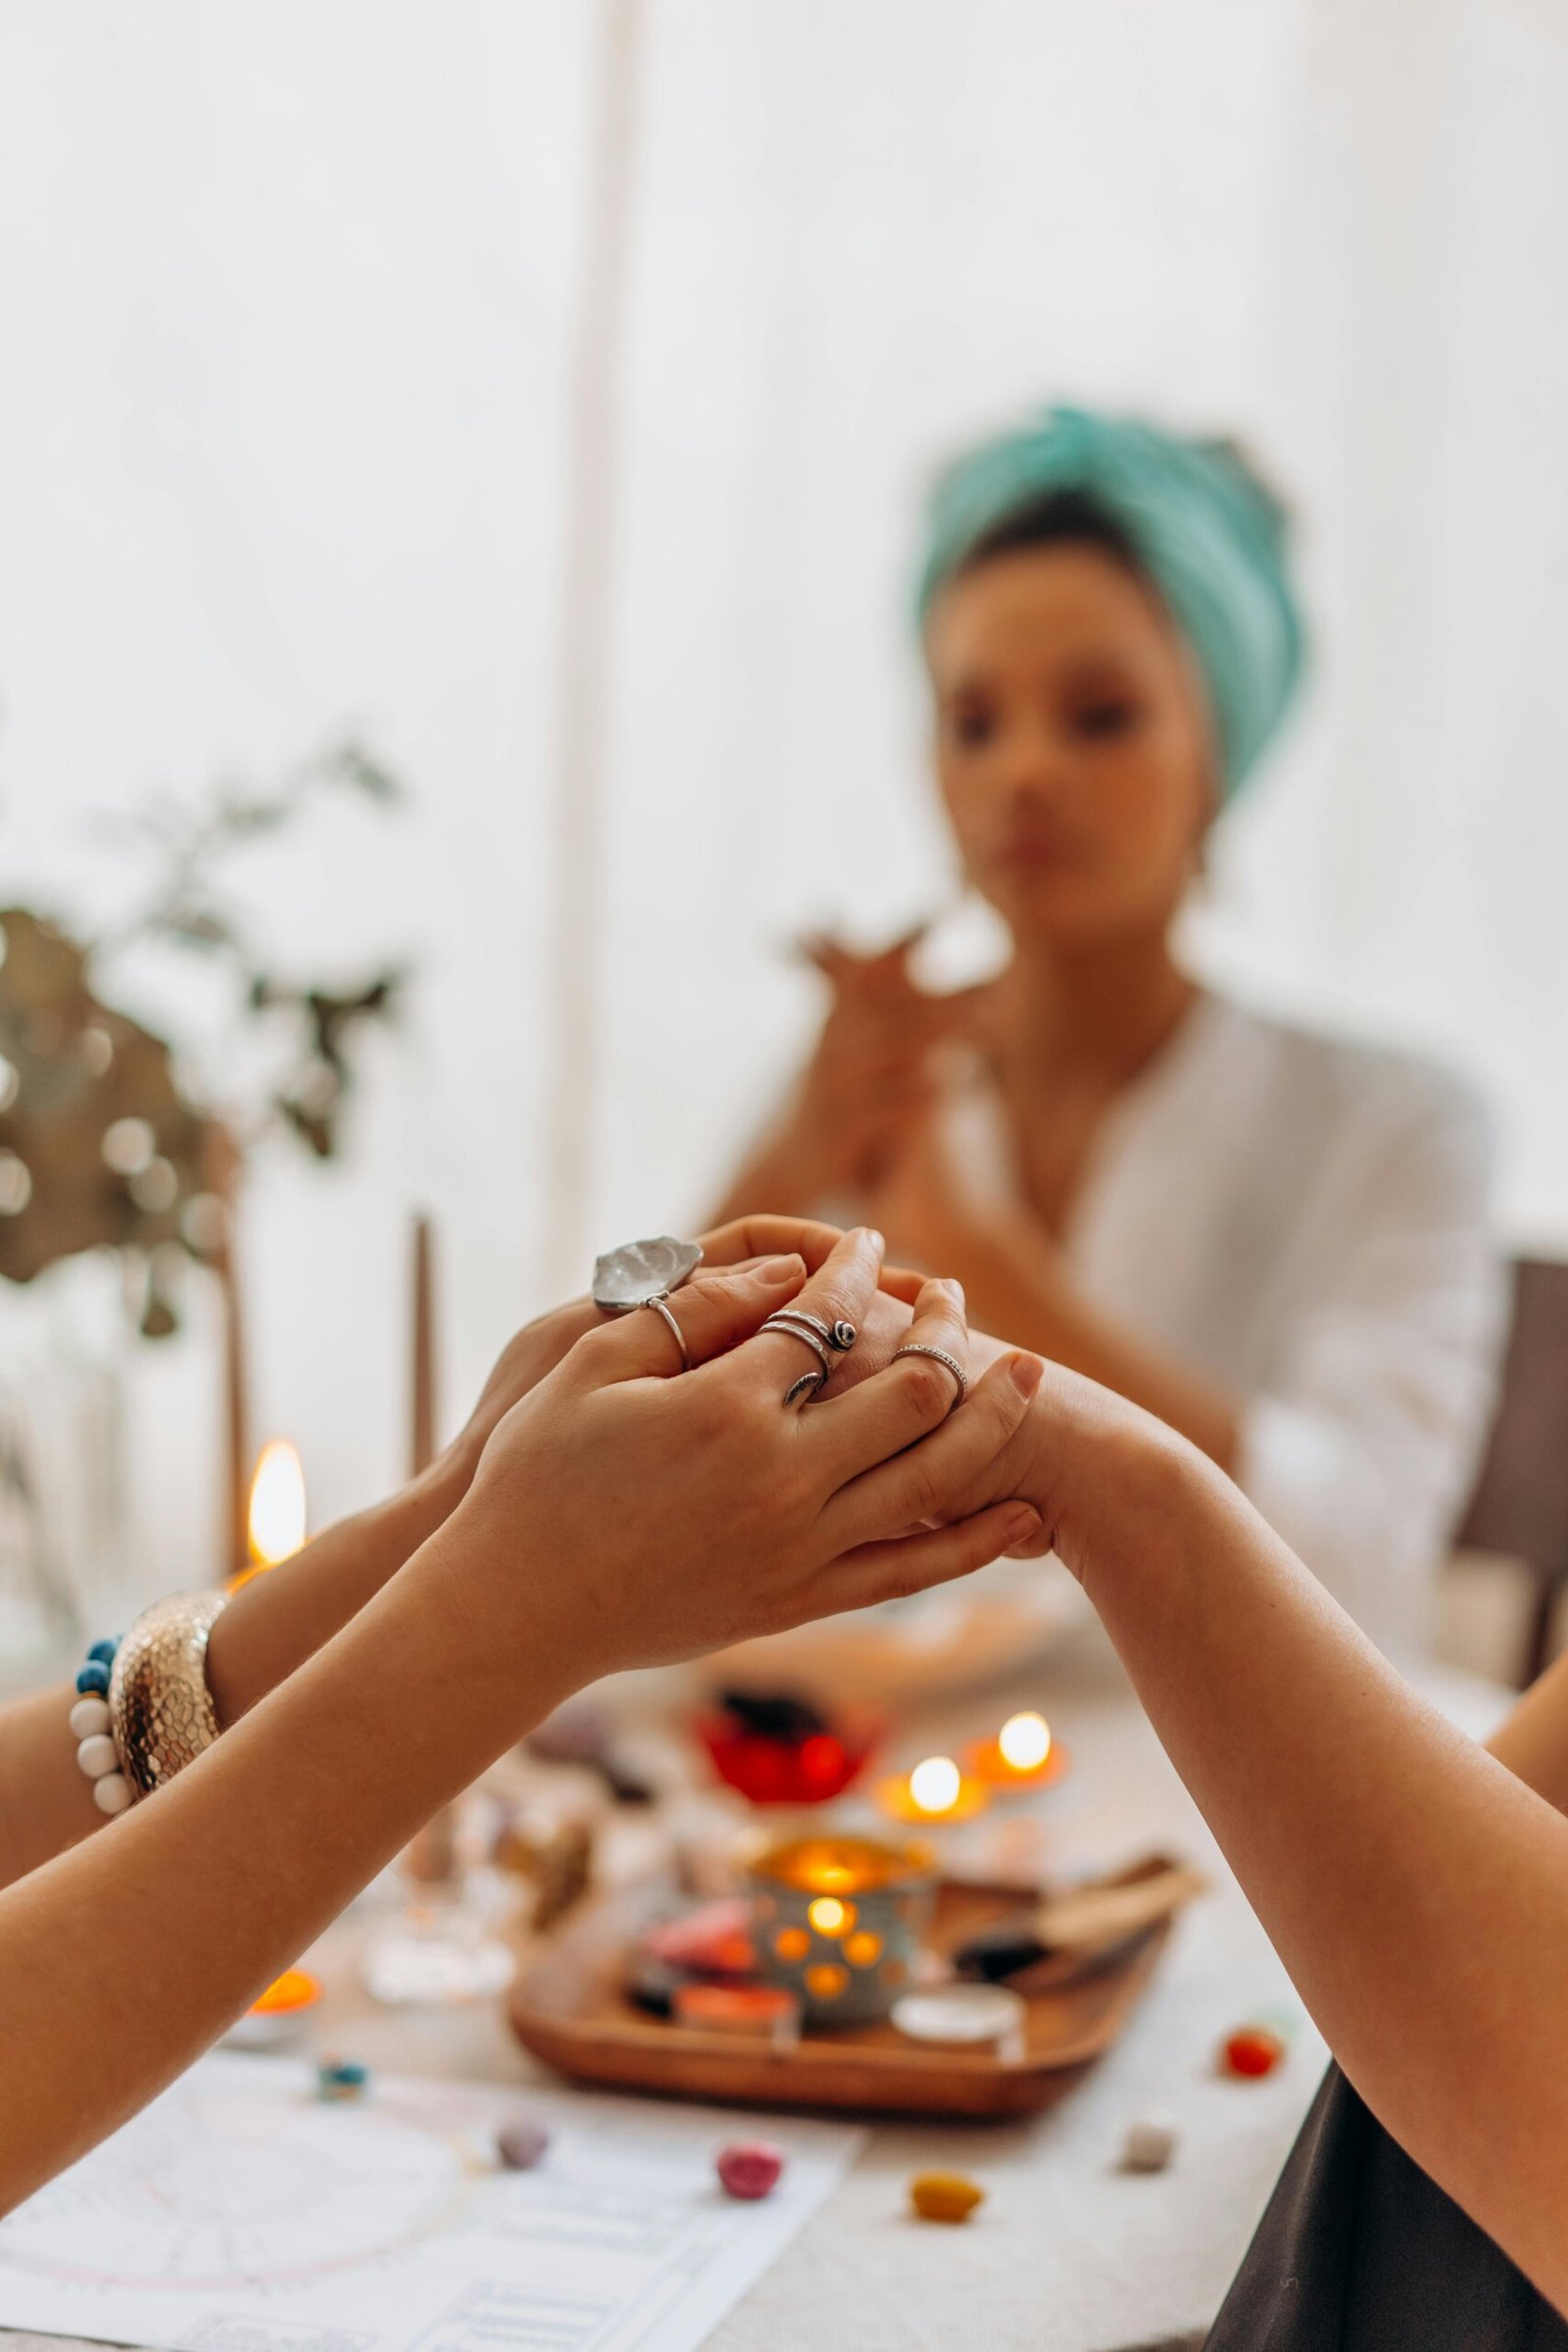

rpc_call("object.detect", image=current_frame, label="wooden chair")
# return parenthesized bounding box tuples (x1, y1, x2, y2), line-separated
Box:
(1455, 1257, 1568, 1688)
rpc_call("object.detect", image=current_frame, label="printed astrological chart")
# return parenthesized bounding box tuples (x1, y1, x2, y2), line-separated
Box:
(0, 2055, 861, 2352)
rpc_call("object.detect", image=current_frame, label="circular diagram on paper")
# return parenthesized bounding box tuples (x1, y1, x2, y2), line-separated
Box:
(0, 2083, 478, 2291)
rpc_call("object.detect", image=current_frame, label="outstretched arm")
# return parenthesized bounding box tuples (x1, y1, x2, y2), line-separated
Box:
(892, 1348, 1568, 2312)
(0, 1214, 861, 1892)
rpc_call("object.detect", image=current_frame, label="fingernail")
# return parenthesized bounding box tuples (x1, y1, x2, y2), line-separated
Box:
(1003, 1505, 1042, 1544)
(757, 1253, 805, 1285)
(864, 1228, 885, 1254)
(1008, 1352, 1044, 1396)
(942, 1276, 966, 1312)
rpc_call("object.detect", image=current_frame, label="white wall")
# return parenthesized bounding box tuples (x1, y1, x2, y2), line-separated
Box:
(2, 0, 1566, 1581)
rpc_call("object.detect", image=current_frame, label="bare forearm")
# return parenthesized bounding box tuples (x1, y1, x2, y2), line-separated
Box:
(1055, 1418, 1568, 2308)
(1487, 1649, 1568, 1813)
(0, 1513, 581, 2213)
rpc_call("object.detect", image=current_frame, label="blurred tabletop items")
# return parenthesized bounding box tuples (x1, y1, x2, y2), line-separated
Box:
(0, 1624, 1508, 2352)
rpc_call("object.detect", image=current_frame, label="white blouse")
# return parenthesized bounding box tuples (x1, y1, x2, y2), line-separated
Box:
(935, 994, 1506, 1657)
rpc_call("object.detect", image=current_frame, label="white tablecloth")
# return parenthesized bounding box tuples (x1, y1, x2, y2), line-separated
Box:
(1, 1624, 1508, 2352)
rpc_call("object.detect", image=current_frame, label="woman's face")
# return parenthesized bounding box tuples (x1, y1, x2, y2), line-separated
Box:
(925, 543, 1215, 949)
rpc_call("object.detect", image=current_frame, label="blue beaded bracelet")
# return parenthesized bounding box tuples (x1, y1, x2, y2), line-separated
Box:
(70, 1636, 132, 1817)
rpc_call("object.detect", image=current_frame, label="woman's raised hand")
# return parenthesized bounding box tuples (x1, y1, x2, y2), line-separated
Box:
(705, 929, 989, 1220)
(451, 1228, 1043, 1681)
(791, 929, 989, 1198)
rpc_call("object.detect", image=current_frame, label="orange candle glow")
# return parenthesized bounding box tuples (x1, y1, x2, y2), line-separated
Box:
(968, 1710, 1069, 1791)
(248, 1967, 322, 2018)
(876, 1753, 992, 1826)
(246, 1440, 307, 1569)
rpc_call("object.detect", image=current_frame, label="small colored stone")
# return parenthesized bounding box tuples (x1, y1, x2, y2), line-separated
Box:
(497, 2117, 551, 2170)
(87, 1639, 119, 1666)
(1122, 2110, 1179, 2172)
(716, 2141, 784, 2200)
(75, 1662, 111, 1696)
(1222, 2026, 1287, 2079)
(315, 2056, 369, 2101)
(909, 2170, 985, 2224)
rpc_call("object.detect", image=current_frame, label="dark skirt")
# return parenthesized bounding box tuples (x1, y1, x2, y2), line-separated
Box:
(1197, 2063, 1567, 2350)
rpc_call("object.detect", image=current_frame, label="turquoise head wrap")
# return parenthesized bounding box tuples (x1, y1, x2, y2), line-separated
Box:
(914, 406, 1305, 799)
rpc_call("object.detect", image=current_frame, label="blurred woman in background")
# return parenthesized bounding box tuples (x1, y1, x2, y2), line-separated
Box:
(714, 407, 1503, 1652)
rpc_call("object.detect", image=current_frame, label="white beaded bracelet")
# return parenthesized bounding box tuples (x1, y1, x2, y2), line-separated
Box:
(70, 1649, 134, 1816)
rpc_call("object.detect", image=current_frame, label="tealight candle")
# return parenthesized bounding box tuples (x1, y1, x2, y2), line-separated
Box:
(877, 1753, 992, 1826)
(967, 1711, 1068, 1792)
(751, 1835, 934, 2026)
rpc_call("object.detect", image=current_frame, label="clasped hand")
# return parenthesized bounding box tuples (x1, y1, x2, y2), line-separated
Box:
(449, 1221, 1046, 1685)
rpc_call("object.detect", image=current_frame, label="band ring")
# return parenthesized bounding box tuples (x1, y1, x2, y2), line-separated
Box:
(891, 1342, 967, 1411)
(760, 1313, 833, 1405)
(642, 1293, 691, 1372)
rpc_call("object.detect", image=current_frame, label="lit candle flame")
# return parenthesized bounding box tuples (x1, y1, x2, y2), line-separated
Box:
(247, 1439, 307, 1567)
(908, 1755, 961, 1815)
(999, 1711, 1053, 1772)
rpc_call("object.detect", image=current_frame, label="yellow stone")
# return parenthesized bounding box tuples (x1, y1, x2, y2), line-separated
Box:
(909, 2171, 985, 2224)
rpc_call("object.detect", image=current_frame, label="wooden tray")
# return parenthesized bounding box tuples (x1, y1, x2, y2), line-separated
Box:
(508, 1875, 1172, 2119)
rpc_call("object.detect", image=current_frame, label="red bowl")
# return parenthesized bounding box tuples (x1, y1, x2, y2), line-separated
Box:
(694, 1716, 882, 1805)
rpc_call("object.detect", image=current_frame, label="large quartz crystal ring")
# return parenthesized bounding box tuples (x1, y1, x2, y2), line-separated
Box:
(591, 1236, 704, 1315)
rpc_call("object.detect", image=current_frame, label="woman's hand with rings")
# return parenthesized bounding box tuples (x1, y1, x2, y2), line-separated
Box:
(450, 1227, 1043, 1682)
(434, 1214, 876, 1498)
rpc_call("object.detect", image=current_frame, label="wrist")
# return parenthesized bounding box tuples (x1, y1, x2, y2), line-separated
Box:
(416, 1482, 599, 1718)
(1048, 1388, 1220, 1592)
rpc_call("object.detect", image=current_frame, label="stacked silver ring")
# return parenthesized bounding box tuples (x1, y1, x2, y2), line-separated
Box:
(760, 1307, 858, 1406)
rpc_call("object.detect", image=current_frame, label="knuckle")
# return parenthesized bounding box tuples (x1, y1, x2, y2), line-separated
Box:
(805, 1279, 854, 1330)
(564, 1323, 614, 1379)
(899, 1358, 951, 1425)
(875, 1559, 927, 1607)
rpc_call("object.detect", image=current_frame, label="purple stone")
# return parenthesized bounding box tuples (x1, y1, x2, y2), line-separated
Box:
(496, 2116, 551, 2171)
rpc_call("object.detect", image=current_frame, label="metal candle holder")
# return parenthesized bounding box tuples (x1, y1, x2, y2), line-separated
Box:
(751, 1835, 936, 2028)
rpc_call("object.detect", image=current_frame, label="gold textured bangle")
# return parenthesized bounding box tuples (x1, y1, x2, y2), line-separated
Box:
(107, 1592, 228, 1799)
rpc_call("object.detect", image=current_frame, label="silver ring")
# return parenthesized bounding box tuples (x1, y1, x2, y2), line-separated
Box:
(642, 1294, 691, 1372)
(891, 1343, 967, 1411)
(760, 1313, 833, 1405)
(764, 1307, 858, 1354)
